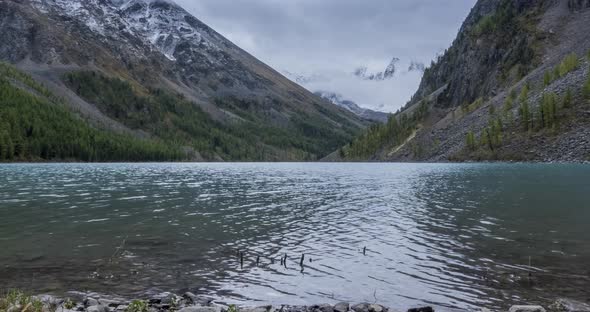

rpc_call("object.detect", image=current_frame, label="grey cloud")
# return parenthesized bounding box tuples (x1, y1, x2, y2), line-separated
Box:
(175, 0, 476, 112)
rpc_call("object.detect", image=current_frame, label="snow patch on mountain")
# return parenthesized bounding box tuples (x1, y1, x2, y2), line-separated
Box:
(30, 0, 221, 62)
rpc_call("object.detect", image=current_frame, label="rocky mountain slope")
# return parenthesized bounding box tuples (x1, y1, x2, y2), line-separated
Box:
(340, 0, 590, 162)
(0, 0, 366, 161)
(315, 91, 389, 123)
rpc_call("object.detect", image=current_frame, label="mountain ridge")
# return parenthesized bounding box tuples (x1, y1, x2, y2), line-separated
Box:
(0, 0, 367, 161)
(314, 91, 390, 123)
(340, 0, 590, 162)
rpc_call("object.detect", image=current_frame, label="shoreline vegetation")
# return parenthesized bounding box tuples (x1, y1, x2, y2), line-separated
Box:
(1, 290, 588, 312)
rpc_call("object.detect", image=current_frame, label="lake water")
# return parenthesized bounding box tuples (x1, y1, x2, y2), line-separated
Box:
(0, 163, 589, 311)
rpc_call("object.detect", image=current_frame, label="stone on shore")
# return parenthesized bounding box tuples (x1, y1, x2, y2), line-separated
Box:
(84, 298, 99, 307)
(407, 307, 434, 312)
(509, 306, 546, 312)
(548, 299, 590, 312)
(334, 302, 350, 312)
(240, 306, 273, 312)
(87, 305, 110, 312)
(369, 304, 385, 312)
(178, 306, 222, 312)
(352, 303, 371, 312)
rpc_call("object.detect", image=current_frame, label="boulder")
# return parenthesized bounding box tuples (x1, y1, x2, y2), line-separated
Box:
(84, 298, 99, 307)
(183, 292, 199, 305)
(318, 304, 334, 312)
(334, 303, 350, 312)
(548, 299, 590, 312)
(369, 304, 385, 312)
(98, 299, 124, 307)
(509, 306, 546, 312)
(87, 305, 110, 312)
(352, 303, 371, 312)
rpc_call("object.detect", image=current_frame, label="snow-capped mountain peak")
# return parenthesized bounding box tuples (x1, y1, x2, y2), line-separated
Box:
(31, 0, 221, 62)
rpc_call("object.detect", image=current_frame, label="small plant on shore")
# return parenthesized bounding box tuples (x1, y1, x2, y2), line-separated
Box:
(64, 298, 76, 310)
(0, 290, 44, 312)
(227, 304, 239, 312)
(126, 300, 149, 312)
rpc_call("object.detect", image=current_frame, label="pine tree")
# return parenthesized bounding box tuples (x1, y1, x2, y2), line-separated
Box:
(466, 131, 477, 151)
(519, 86, 531, 131)
(562, 88, 573, 108)
(543, 71, 552, 86)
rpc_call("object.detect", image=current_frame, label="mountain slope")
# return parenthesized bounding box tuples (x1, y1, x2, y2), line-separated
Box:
(341, 0, 590, 162)
(0, 0, 367, 161)
(315, 91, 389, 123)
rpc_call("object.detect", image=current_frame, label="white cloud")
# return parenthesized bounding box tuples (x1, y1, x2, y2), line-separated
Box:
(175, 0, 476, 112)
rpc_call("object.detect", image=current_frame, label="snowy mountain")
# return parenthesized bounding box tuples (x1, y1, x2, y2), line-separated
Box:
(354, 57, 400, 81)
(0, 0, 367, 161)
(315, 91, 389, 123)
(283, 57, 427, 114)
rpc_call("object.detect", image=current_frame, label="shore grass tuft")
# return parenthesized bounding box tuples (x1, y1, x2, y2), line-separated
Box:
(126, 300, 148, 312)
(0, 290, 44, 312)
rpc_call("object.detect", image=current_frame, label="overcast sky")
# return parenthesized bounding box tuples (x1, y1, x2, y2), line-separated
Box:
(175, 0, 476, 112)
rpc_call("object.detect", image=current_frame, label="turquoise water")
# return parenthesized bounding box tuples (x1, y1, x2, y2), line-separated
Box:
(0, 163, 589, 310)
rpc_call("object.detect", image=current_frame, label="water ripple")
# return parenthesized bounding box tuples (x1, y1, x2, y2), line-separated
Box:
(0, 163, 589, 311)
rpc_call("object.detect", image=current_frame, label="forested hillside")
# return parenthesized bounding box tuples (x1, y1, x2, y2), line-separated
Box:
(0, 63, 182, 161)
(340, 0, 590, 162)
(0, 0, 367, 162)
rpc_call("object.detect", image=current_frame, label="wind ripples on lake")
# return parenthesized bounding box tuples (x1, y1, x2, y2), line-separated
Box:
(0, 163, 589, 311)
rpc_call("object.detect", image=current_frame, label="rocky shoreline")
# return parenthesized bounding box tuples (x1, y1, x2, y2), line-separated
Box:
(4, 291, 590, 312)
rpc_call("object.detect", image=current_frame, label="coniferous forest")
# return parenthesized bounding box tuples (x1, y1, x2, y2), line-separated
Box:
(0, 64, 183, 162)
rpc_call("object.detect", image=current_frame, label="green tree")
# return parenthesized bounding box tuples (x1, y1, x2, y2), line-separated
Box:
(466, 131, 477, 151)
(543, 71, 552, 86)
(562, 88, 573, 108)
(539, 92, 558, 129)
(518, 86, 532, 131)
(559, 53, 579, 77)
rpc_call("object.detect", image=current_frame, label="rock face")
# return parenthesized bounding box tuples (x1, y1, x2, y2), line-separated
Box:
(0, 0, 366, 161)
(346, 0, 590, 162)
(354, 57, 400, 81)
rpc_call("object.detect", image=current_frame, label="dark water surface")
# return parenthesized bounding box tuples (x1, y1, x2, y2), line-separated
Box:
(1, 163, 589, 310)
